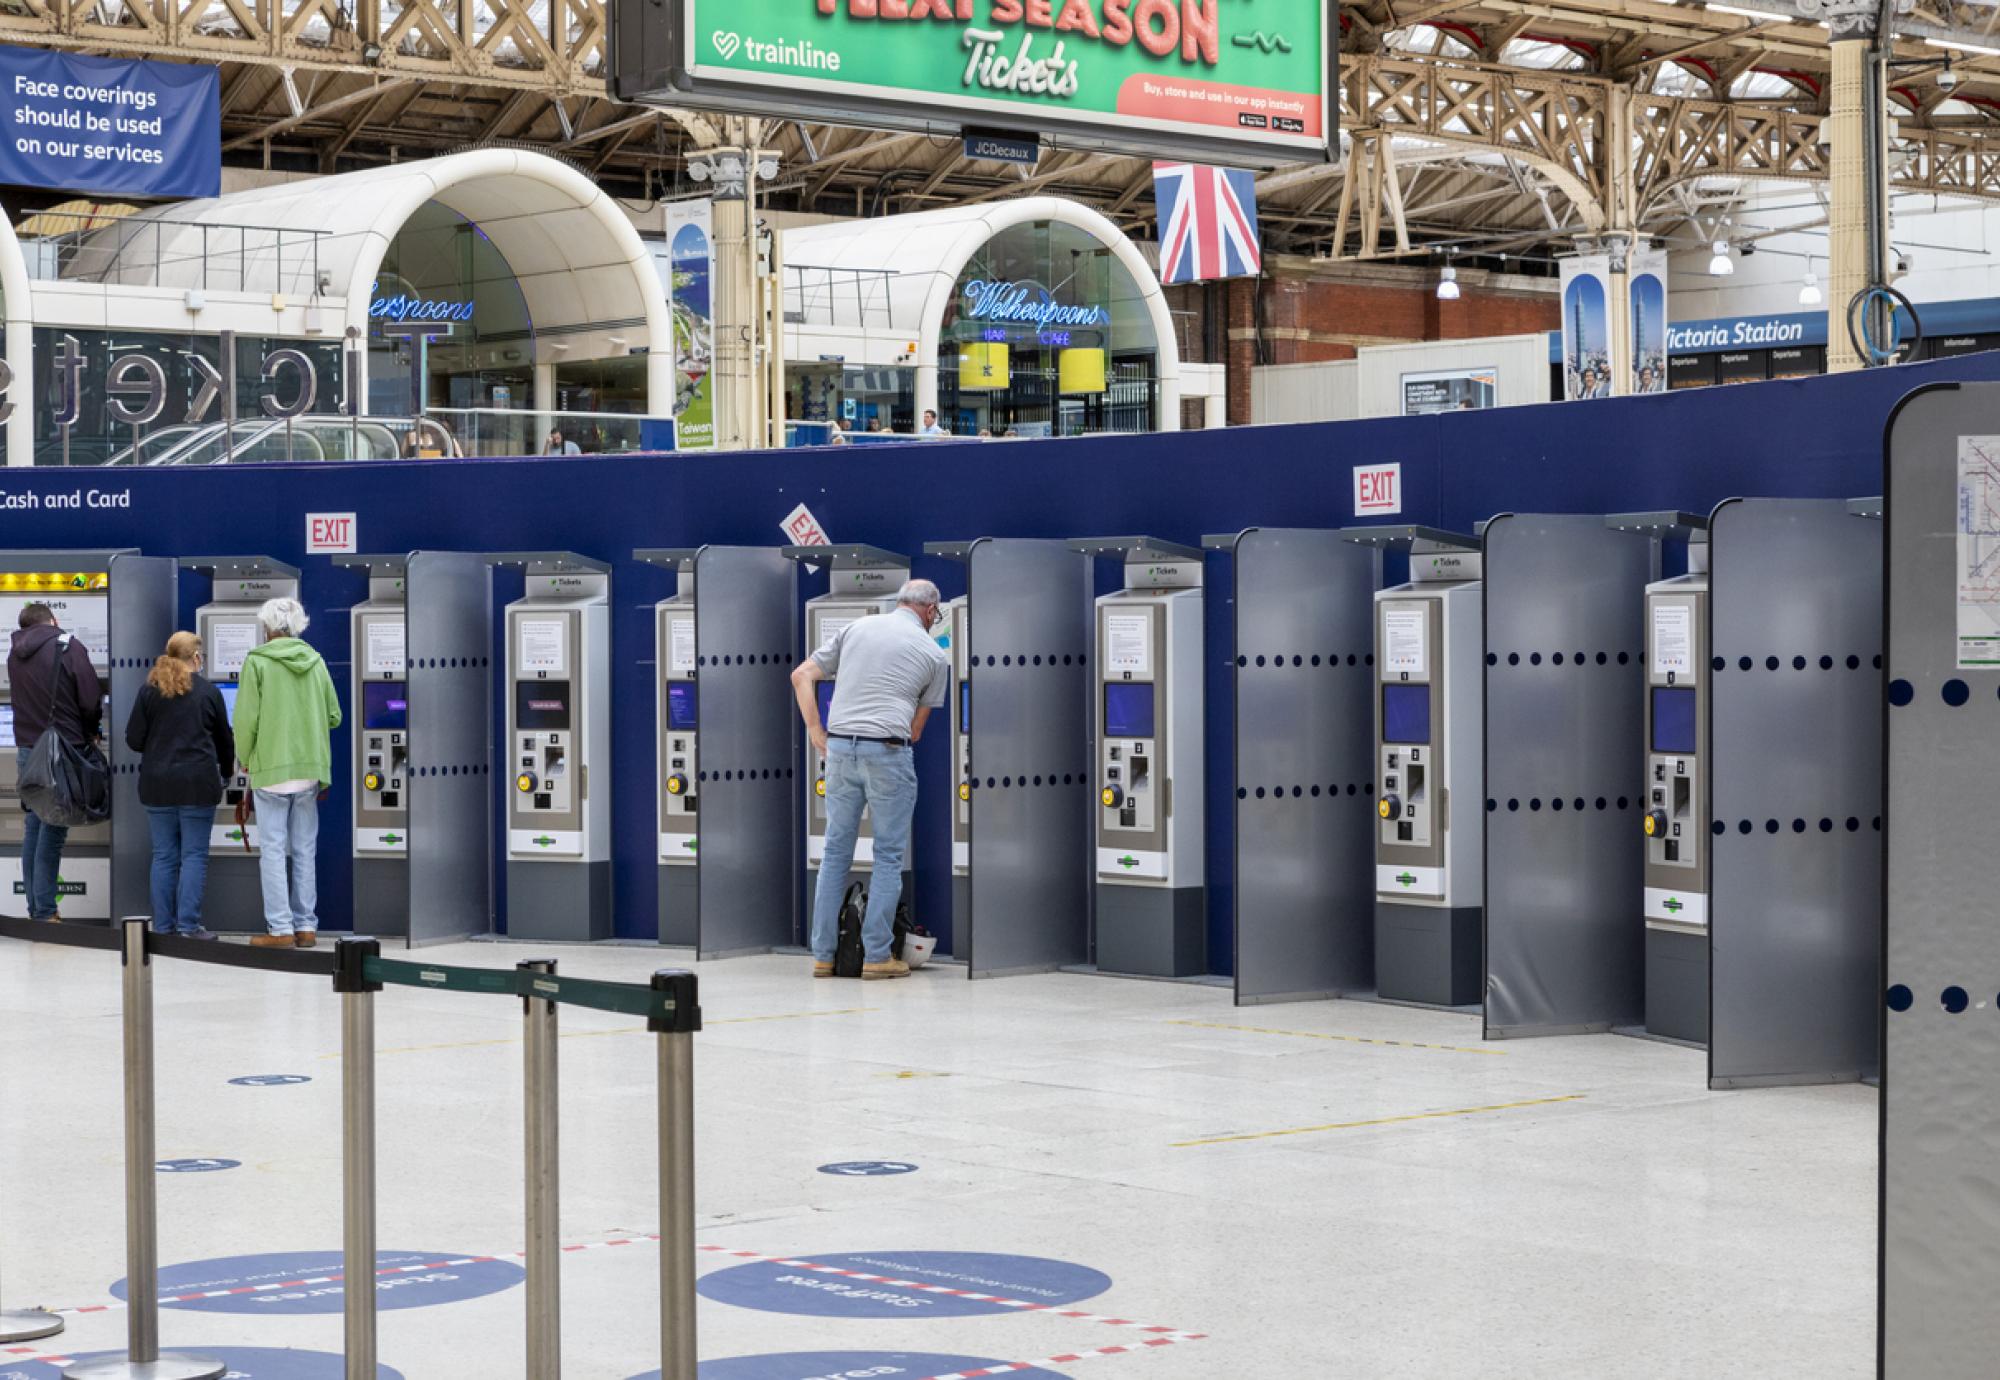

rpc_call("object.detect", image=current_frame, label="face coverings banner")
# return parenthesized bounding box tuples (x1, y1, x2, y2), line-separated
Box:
(0, 48, 219, 199)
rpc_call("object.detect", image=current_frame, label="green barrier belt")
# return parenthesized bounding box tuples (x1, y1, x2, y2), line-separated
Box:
(361, 956, 686, 1025)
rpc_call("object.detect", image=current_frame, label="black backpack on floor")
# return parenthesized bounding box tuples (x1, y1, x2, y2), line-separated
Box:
(834, 883, 867, 977)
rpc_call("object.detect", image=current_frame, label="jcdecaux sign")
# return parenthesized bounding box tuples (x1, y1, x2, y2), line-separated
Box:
(673, 0, 1330, 161)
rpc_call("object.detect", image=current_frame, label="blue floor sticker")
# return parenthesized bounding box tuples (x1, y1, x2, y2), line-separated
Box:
(0, 1347, 405, 1378)
(629, 1352, 1068, 1380)
(229, 1074, 311, 1086)
(112, 1249, 524, 1315)
(696, 1250, 1111, 1320)
(156, 1158, 240, 1173)
(818, 1161, 918, 1177)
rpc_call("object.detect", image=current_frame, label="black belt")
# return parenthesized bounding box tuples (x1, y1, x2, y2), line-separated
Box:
(831, 733, 907, 748)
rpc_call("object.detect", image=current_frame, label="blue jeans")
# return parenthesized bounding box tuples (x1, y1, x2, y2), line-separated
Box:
(146, 804, 214, 934)
(809, 739, 918, 964)
(253, 787, 319, 936)
(17, 746, 68, 920)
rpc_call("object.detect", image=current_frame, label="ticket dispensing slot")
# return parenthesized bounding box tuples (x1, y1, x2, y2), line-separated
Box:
(182, 555, 301, 932)
(1342, 525, 1484, 1008)
(781, 544, 912, 914)
(497, 551, 611, 942)
(1072, 535, 1205, 978)
(1613, 511, 1711, 1044)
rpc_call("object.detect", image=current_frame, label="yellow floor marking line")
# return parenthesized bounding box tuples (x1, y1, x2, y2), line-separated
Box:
(1168, 1018, 1508, 1056)
(1172, 1093, 1587, 1147)
(319, 1008, 873, 1058)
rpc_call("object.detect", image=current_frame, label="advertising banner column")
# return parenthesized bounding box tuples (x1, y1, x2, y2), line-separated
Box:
(666, 201, 716, 452)
(1559, 255, 1610, 401)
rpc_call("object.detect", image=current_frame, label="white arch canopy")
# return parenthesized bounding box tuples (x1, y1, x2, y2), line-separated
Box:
(785, 195, 1181, 431)
(77, 149, 672, 419)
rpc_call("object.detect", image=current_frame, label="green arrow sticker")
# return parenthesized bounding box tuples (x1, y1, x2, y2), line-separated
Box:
(380, 833, 404, 846)
(1117, 855, 1140, 869)
(1396, 872, 1418, 887)
(532, 835, 557, 848)
(681, 839, 698, 853)
(1663, 897, 1684, 914)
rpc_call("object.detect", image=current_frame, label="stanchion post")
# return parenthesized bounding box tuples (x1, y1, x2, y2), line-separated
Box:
(64, 921, 224, 1380)
(336, 938, 382, 1380)
(520, 959, 561, 1378)
(650, 969, 702, 1380)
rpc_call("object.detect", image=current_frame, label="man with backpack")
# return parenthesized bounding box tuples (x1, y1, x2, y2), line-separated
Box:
(790, 578, 950, 980)
(7, 603, 103, 921)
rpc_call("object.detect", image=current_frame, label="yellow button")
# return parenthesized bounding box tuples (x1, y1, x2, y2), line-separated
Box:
(1643, 814, 1658, 836)
(958, 782, 970, 801)
(1377, 798, 1393, 819)
(815, 778, 826, 797)
(667, 776, 683, 795)
(1101, 787, 1116, 807)
(516, 772, 536, 793)
(364, 772, 382, 792)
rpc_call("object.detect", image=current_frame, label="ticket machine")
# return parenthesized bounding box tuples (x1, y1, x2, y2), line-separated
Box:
(637, 549, 699, 946)
(0, 555, 129, 919)
(781, 545, 911, 917)
(500, 552, 611, 940)
(1345, 527, 1483, 1007)
(1632, 514, 1710, 1043)
(336, 555, 410, 936)
(1074, 536, 1205, 977)
(183, 556, 299, 932)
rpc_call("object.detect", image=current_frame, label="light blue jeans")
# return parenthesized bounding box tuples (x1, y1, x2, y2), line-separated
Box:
(809, 739, 918, 964)
(253, 787, 319, 936)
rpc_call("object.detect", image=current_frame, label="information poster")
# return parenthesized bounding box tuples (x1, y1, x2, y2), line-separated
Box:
(1651, 602, 1692, 676)
(1382, 604, 1428, 676)
(1956, 434, 2000, 666)
(1105, 612, 1152, 676)
(1401, 368, 1496, 416)
(815, 613, 860, 658)
(365, 621, 406, 676)
(211, 621, 258, 678)
(518, 618, 567, 674)
(0, 594, 109, 663)
(669, 615, 695, 674)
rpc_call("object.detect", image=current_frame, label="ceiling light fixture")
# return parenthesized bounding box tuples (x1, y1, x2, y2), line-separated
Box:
(1708, 241, 1735, 276)
(1436, 265, 1461, 301)
(1799, 270, 1823, 306)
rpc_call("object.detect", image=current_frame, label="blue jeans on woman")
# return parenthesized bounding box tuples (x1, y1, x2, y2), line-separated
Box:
(253, 787, 319, 937)
(17, 745, 68, 920)
(809, 739, 918, 964)
(146, 804, 214, 935)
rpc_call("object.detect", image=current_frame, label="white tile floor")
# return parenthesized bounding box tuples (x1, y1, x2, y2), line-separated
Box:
(0, 938, 1876, 1379)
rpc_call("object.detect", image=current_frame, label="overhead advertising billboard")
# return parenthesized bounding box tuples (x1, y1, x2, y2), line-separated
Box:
(611, 0, 1332, 165)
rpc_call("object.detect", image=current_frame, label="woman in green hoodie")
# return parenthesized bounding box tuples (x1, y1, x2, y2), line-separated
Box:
(234, 597, 342, 949)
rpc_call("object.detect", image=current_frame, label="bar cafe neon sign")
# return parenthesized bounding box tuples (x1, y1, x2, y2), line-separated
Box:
(369, 280, 475, 324)
(962, 279, 1108, 329)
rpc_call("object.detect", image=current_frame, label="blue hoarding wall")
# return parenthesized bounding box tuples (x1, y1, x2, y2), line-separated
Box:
(0, 354, 1990, 957)
(0, 45, 219, 198)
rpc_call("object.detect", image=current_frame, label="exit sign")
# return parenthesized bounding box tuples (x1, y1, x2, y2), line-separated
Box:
(307, 512, 356, 554)
(1354, 463, 1402, 516)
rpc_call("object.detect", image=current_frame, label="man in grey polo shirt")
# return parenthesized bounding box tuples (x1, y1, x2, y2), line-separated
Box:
(791, 578, 950, 979)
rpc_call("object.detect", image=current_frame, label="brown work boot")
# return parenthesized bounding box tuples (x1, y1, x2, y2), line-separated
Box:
(249, 933, 294, 948)
(294, 931, 318, 948)
(862, 958, 910, 980)
(813, 961, 834, 978)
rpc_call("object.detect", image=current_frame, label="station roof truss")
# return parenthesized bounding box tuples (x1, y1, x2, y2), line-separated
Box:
(7, 0, 2000, 258)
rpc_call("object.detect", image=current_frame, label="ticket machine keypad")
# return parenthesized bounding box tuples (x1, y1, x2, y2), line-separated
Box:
(361, 730, 407, 811)
(518, 731, 573, 813)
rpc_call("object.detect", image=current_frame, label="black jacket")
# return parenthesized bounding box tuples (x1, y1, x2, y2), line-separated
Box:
(124, 675, 234, 809)
(7, 623, 103, 749)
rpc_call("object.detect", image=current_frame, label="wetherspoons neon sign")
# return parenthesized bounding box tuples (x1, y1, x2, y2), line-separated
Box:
(962, 279, 1108, 329)
(369, 285, 475, 324)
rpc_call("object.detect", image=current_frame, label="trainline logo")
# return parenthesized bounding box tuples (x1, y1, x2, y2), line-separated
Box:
(712, 30, 844, 71)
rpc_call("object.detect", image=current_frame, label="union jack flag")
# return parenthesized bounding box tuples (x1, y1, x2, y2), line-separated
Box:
(1153, 162, 1262, 284)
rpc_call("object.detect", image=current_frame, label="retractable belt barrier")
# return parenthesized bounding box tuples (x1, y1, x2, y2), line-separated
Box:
(0, 916, 703, 1380)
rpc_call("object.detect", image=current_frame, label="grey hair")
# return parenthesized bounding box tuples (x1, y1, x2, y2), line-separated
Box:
(258, 596, 310, 639)
(896, 578, 941, 611)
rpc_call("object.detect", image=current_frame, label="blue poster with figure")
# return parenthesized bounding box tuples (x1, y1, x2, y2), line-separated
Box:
(0, 46, 219, 198)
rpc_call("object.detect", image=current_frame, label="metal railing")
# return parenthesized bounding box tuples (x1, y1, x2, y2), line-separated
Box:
(783, 264, 900, 329)
(0, 915, 701, 1380)
(425, 407, 674, 457)
(20, 210, 330, 297)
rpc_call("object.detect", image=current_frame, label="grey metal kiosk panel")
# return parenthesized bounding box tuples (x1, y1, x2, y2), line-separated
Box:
(108, 555, 176, 923)
(966, 539, 1091, 977)
(1231, 529, 1378, 1004)
(1708, 499, 1879, 1088)
(1883, 383, 2000, 1378)
(693, 546, 797, 957)
(405, 552, 493, 946)
(1482, 516, 1652, 1037)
